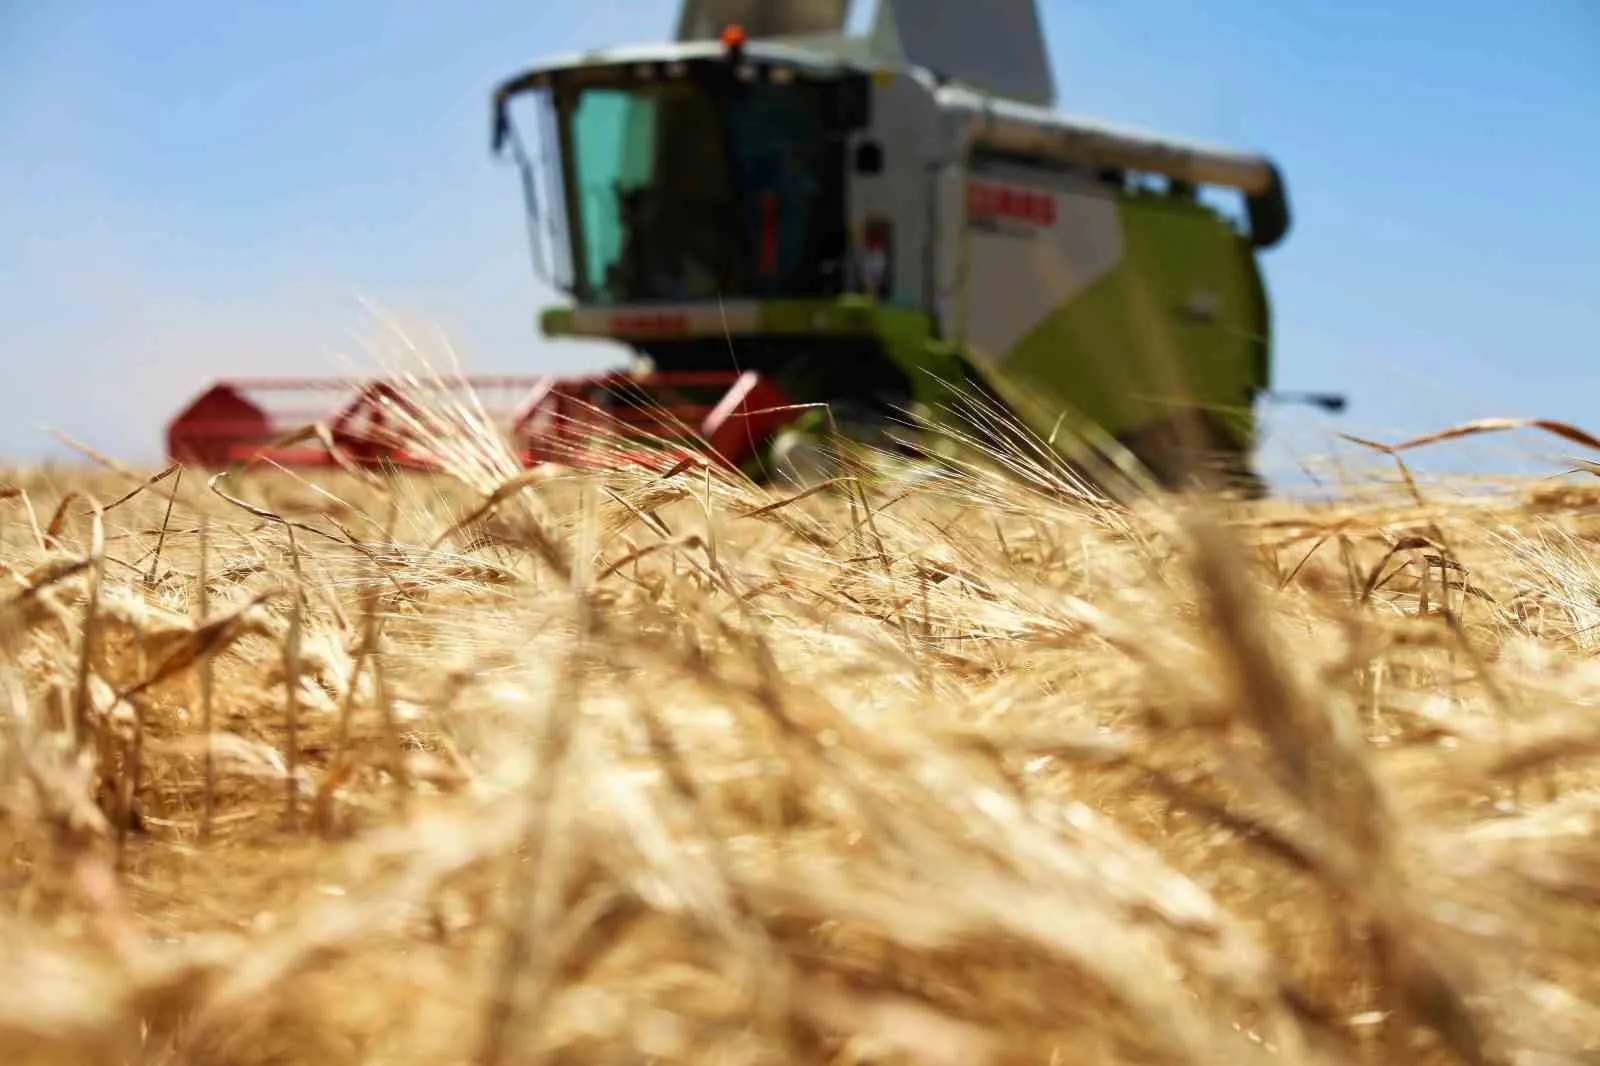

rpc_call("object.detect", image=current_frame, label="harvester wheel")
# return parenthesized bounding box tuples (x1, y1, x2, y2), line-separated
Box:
(1118, 412, 1266, 500)
(769, 429, 836, 488)
(766, 400, 908, 489)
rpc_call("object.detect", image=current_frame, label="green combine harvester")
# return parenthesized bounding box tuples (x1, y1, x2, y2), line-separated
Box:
(484, 0, 1340, 494)
(169, 0, 1340, 491)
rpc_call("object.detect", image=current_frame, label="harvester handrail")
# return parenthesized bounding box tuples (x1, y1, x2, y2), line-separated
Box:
(940, 85, 1291, 247)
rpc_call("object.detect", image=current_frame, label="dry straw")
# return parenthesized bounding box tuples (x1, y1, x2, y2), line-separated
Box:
(1, 398, 1599, 1066)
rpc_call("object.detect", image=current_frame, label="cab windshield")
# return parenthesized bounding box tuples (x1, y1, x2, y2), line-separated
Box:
(561, 74, 844, 304)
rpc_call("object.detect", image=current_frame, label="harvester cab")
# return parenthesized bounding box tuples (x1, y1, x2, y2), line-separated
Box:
(487, 0, 1298, 491)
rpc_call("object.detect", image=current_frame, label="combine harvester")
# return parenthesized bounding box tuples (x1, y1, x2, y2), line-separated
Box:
(166, 0, 1341, 492)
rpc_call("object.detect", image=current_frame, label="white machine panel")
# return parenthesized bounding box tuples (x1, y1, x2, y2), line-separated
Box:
(959, 160, 1125, 368)
(844, 72, 947, 309)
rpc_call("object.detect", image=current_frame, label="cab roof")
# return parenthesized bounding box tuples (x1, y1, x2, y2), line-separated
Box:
(492, 38, 869, 103)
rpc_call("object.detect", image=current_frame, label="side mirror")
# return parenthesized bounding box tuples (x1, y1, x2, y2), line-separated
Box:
(854, 141, 884, 176)
(1264, 391, 1347, 414)
(492, 103, 510, 155)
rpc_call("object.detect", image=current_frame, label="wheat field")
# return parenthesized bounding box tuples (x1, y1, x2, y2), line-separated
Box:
(4, 397, 1600, 1066)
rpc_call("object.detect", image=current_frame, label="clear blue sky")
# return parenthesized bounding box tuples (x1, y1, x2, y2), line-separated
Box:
(3, 2, 1597, 480)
